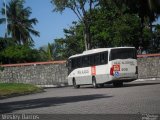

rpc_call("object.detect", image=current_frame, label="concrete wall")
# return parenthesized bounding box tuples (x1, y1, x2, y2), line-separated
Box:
(0, 55, 160, 86)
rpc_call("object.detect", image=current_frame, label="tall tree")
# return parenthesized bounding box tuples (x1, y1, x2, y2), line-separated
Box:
(118, 0, 159, 47)
(0, 0, 40, 45)
(51, 0, 98, 50)
(148, 0, 160, 13)
(96, 0, 142, 48)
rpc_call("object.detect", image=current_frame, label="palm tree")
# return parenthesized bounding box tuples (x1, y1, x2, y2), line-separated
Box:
(0, 0, 40, 45)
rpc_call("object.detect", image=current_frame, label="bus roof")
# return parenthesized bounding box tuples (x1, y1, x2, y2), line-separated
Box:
(69, 47, 135, 59)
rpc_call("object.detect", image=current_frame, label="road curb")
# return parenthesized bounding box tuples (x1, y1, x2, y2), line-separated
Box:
(37, 83, 68, 88)
(136, 78, 159, 82)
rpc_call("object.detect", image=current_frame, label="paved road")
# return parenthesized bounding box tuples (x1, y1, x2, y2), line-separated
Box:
(0, 80, 160, 114)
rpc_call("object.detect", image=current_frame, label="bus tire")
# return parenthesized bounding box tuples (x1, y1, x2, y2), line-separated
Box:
(113, 82, 123, 87)
(92, 77, 98, 88)
(73, 79, 80, 89)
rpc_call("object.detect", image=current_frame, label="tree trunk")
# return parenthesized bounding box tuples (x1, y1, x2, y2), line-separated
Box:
(84, 30, 88, 51)
(83, 22, 91, 51)
(87, 25, 91, 50)
(140, 18, 144, 46)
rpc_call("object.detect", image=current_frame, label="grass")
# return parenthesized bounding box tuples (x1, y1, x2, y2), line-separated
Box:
(0, 83, 43, 99)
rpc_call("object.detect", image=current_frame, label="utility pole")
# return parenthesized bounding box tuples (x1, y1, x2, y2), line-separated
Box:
(3, 0, 8, 38)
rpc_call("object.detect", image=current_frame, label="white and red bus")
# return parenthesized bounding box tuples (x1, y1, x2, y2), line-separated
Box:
(67, 47, 138, 88)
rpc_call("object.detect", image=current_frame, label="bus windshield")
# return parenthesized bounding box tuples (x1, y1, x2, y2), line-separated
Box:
(110, 48, 137, 61)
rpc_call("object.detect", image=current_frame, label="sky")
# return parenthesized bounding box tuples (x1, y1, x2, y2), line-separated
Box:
(0, 0, 160, 49)
(0, 0, 78, 48)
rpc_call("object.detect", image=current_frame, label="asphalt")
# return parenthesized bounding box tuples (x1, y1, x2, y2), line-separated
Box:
(0, 80, 160, 115)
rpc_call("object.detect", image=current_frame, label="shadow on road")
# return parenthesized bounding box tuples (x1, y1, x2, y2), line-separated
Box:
(82, 81, 160, 89)
(123, 82, 160, 88)
(0, 94, 112, 113)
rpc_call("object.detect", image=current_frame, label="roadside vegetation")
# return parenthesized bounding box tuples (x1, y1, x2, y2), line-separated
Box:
(0, 83, 43, 99)
(0, 0, 160, 64)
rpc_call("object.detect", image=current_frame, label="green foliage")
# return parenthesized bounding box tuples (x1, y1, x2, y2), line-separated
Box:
(52, 22, 85, 59)
(1, 45, 40, 63)
(90, 3, 142, 48)
(0, 38, 42, 64)
(51, 0, 99, 50)
(50, 0, 160, 59)
(52, 39, 66, 60)
(0, 0, 40, 45)
(38, 46, 49, 61)
(0, 0, 41, 64)
(38, 43, 55, 61)
(148, 0, 160, 13)
(121, 0, 157, 21)
(143, 27, 152, 50)
(0, 0, 159, 64)
(111, 14, 141, 48)
(150, 24, 160, 53)
(47, 43, 54, 61)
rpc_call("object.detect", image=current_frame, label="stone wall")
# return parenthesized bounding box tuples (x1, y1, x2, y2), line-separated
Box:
(0, 55, 160, 86)
(138, 56, 160, 79)
(0, 61, 68, 86)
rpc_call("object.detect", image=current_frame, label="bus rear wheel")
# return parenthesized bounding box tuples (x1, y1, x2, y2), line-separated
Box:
(73, 79, 80, 89)
(92, 77, 98, 88)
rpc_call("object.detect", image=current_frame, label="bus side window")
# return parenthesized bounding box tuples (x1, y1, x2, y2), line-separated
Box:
(90, 55, 95, 66)
(72, 58, 77, 69)
(82, 56, 85, 67)
(71, 58, 75, 69)
(82, 56, 89, 67)
(100, 51, 108, 64)
(77, 57, 82, 68)
(94, 53, 100, 65)
(100, 53, 105, 64)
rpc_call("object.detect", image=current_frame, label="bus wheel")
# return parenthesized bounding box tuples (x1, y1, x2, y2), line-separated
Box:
(73, 79, 80, 89)
(92, 77, 98, 88)
(113, 82, 123, 87)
